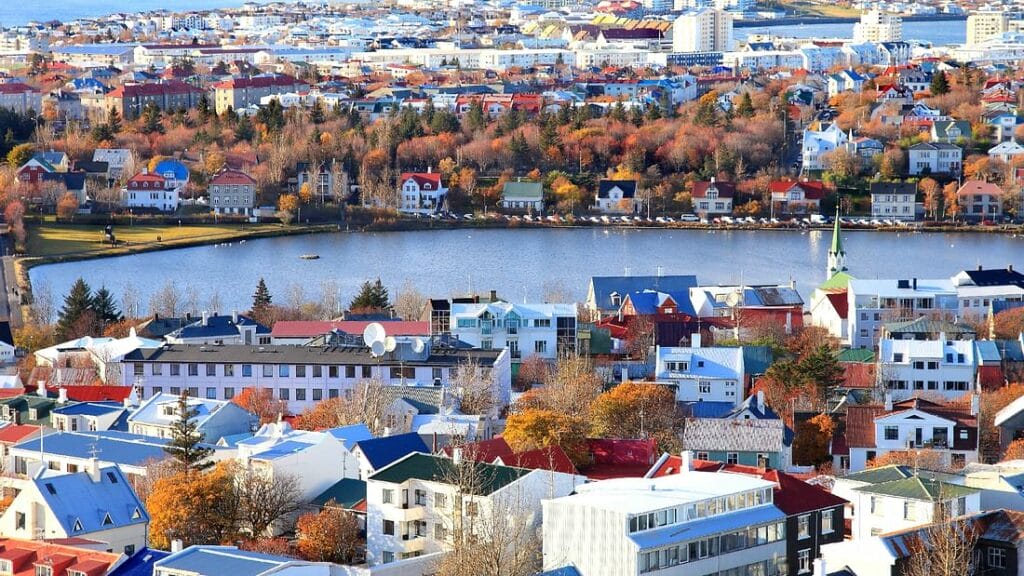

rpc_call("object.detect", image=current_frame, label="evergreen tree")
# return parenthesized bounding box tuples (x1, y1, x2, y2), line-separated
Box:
(107, 106, 122, 134)
(310, 98, 325, 125)
(349, 278, 391, 311)
(645, 103, 662, 122)
(140, 103, 165, 135)
(430, 109, 459, 134)
(629, 105, 644, 127)
(91, 286, 122, 330)
(464, 100, 486, 132)
(252, 278, 273, 312)
(930, 71, 950, 96)
(163, 391, 214, 473)
(539, 116, 561, 152)
(609, 101, 627, 122)
(56, 278, 93, 340)
(737, 92, 755, 118)
(235, 114, 254, 142)
(197, 94, 212, 123)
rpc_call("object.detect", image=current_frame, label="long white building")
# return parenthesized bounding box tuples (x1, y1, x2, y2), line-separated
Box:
(448, 301, 577, 364)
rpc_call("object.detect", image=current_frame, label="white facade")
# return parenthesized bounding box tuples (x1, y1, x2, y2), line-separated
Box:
(853, 10, 902, 43)
(542, 469, 786, 576)
(398, 173, 447, 215)
(870, 188, 916, 220)
(838, 478, 980, 539)
(672, 8, 733, 53)
(653, 342, 744, 405)
(907, 143, 962, 176)
(802, 124, 849, 171)
(967, 11, 1010, 45)
(845, 403, 980, 472)
(877, 338, 977, 401)
(847, 278, 958, 349)
(448, 302, 577, 363)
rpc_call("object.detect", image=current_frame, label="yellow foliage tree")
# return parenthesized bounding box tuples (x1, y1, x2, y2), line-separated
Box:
(146, 463, 238, 549)
(590, 382, 679, 451)
(278, 193, 300, 213)
(503, 408, 590, 467)
(298, 183, 313, 204)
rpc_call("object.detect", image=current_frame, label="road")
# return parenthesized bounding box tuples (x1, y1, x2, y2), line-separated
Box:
(0, 231, 23, 328)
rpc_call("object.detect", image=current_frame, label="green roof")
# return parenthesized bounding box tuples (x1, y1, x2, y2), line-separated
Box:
(882, 317, 976, 337)
(836, 348, 876, 363)
(502, 181, 543, 200)
(368, 453, 531, 495)
(842, 465, 913, 485)
(0, 395, 59, 425)
(854, 476, 979, 502)
(312, 478, 367, 509)
(819, 271, 855, 291)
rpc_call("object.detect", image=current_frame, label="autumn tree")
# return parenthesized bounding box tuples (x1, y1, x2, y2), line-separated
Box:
(503, 408, 590, 467)
(525, 353, 603, 418)
(624, 315, 654, 361)
(920, 177, 941, 219)
(900, 501, 978, 576)
(450, 360, 501, 417)
(230, 463, 303, 536)
(515, 354, 550, 390)
(146, 463, 239, 549)
(392, 280, 426, 320)
(163, 391, 214, 472)
(980, 383, 1024, 461)
(292, 380, 392, 435)
(590, 382, 679, 452)
(943, 181, 959, 220)
(277, 193, 299, 225)
(5, 143, 34, 167)
(792, 413, 836, 467)
(868, 449, 956, 472)
(233, 387, 289, 425)
(295, 505, 362, 563)
(56, 192, 78, 221)
(1003, 438, 1024, 461)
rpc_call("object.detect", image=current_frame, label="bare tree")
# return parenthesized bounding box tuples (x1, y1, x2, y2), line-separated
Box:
(149, 280, 181, 317)
(319, 280, 340, 320)
(206, 292, 223, 316)
(541, 280, 572, 304)
(286, 282, 306, 313)
(30, 280, 55, 325)
(533, 353, 603, 418)
(449, 360, 500, 417)
(233, 465, 304, 536)
(183, 285, 201, 316)
(121, 281, 140, 319)
(900, 502, 979, 576)
(393, 280, 426, 321)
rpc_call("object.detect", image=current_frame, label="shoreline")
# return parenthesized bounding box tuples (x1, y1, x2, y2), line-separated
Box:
(734, 14, 966, 27)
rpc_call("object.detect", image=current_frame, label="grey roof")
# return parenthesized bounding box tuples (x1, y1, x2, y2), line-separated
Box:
(502, 181, 543, 201)
(123, 343, 503, 367)
(681, 418, 785, 452)
(378, 385, 446, 414)
(597, 179, 637, 199)
(869, 182, 916, 196)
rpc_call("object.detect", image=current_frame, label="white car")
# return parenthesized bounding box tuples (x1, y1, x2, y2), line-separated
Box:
(679, 213, 699, 222)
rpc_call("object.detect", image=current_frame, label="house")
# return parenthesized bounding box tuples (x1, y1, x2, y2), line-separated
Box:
(994, 396, 1024, 453)
(542, 465, 786, 576)
(352, 432, 431, 480)
(293, 159, 347, 201)
(828, 69, 866, 97)
(822, 508, 1024, 576)
(931, 119, 972, 143)
(32, 151, 69, 173)
(121, 341, 511, 413)
(0, 463, 148, 555)
(0, 539, 122, 576)
(768, 179, 826, 215)
(951, 266, 1024, 320)
(837, 397, 979, 473)
(447, 301, 577, 365)
(397, 170, 447, 215)
(595, 180, 638, 214)
(105, 81, 203, 119)
(801, 123, 848, 171)
(122, 171, 179, 212)
(876, 337, 978, 400)
(907, 142, 962, 175)
(501, 181, 544, 212)
(647, 454, 847, 576)
(212, 74, 309, 115)
(0, 83, 42, 115)
(208, 169, 257, 216)
(50, 400, 128, 434)
(957, 180, 1004, 221)
(984, 109, 1019, 142)
(846, 136, 885, 160)
(846, 278, 958, 349)
(163, 311, 269, 345)
(880, 317, 975, 341)
(151, 545, 334, 576)
(367, 452, 577, 566)
(126, 392, 256, 443)
(92, 149, 133, 182)
(870, 182, 916, 220)
(691, 178, 735, 216)
(689, 283, 804, 335)
(653, 339, 744, 405)
(831, 464, 979, 540)
(680, 419, 788, 470)
(586, 274, 698, 317)
(988, 140, 1024, 163)
(8, 430, 203, 479)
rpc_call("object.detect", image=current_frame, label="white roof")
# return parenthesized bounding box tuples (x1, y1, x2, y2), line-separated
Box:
(450, 301, 575, 320)
(558, 470, 773, 514)
(849, 278, 955, 298)
(879, 338, 975, 362)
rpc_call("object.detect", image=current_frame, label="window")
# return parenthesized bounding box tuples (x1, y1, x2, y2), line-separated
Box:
(383, 520, 394, 535)
(956, 496, 966, 516)
(313, 365, 322, 378)
(170, 363, 180, 376)
(696, 451, 709, 461)
(390, 366, 415, 379)
(134, 363, 144, 376)
(279, 388, 289, 400)
(726, 452, 738, 465)
(188, 363, 199, 376)
(206, 387, 216, 399)
(988, 546, 1006, 569)
(698, 382, 711, 394)
(757, 453, 770, 468)
(903, 501, 915, 520)
(382, 551, 394, 564)
(15, 512, 24, 530)
(798, 515, 810, 539)
(362, 366, 372, 378)
(312, 389, 322, 401)
(345, 366, 355, 378)
(822, 509, 834, 534)
(435, 492, 447, 508)
(279, 365, 290, 377)
(383, 489, 394, 504)
(224, 387, 234, 400)
(798, 549, 811, 574)
(295, 388, 306, 401)
(884, 426, 899, 440)
(870, 496, 881, 515)
(296, 365, 306, 378)
(534, 341, 547, 354)
(263, 365, 273, 377)
(224, 364, 234, 377)
(206, 364, 216, 376)
(242, 364, 252, 377)
(35, 566, 52, 576)
(170, 387, 180, 395)
(435, 523, 447, 540)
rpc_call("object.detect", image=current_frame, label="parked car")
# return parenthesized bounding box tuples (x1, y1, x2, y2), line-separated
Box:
(679, 213, 699, 222)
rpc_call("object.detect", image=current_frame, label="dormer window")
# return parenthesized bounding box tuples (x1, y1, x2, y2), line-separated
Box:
(72, 519, 83, 532)
(610, 292, 621, 307)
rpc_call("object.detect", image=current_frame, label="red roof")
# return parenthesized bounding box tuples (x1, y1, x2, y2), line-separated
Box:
(691, 180, 736, 199)
(443, 437, 513, 462)
(0, 539, 120, 576)
(769, 179, 826, 200)
(0, 425, 38, 444)
(400, 173, 442, 191)
(501, 445, 579, 475)
(209, 169, 256, 186)
(843, 405, 886, 447)
(270, 320, 430, 338)
(841, 362, 877, 390)
(957, 180, 1003, 198)
(825, 291, 848, 319)
(59, 386, 133, 402)
(213, 74, 306, 90)
(582, 438, 657, 480)
(0, 83, 37, 95)
(108, 80, 201, 98)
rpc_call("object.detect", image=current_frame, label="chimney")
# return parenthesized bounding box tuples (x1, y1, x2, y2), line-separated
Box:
(691, 333, 701, 348)
(680, 450, 694, 473)
(912, 278, 918, 290)
(489, 289, 497, 302)
(427, 165, 432, 174)
(57, 388, 67, 404)
(757, 389, 764, 408)
(971, 393, 980, 416)
(884, 393, 893, 411)
(171, 539, 184, 553)
(232, 309, 239, 324)
(452, 447, 462, 465)
(978, 264, 983, 271)
(813, 558, 827, 576)
(87, 457, 101, 483)
(1010, 264, 1014, 273)
(36, 380, 46, 397)
(201, 311, 209, 326)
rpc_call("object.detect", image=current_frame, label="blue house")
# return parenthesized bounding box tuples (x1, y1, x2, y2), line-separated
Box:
(587, 274, 698, 316)
(352, 432, 430, 479)
(153, 158, 190, 189)
(164, 311, 270, 345)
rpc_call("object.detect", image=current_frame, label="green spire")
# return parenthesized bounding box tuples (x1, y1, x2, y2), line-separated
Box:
(830, 207, 844, 257)
(827, 208, 846, 277)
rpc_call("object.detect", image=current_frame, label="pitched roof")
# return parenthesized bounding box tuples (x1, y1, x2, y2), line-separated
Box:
(109, 548, 171, 576)
(597, 179, 637, 198)
(443, 437, 513, 462)
(400, 172, 442, 190)
(843, 405, 887, 447)
(681, 418, 786, 452)
(825, 291, 849, 319)
(270, 320, 429, 339)
(590, 275, 697, 312)
(763, 469, 847, 514)
(841, 464, 915, 484)
(691, 180, 736, 199)
(311, 478, 366, 509)
(956, 180, 1003, 198)
(32, 466, 149, 535)
(502, 181, 543, 200)
(369, 453, 531, 495)
(958, 267, 1024, 287)
(355, 433, 431, 470)
(854, 476, 978, 501)
(208, 169, 256, 186)
(769, 179, 826, 199)
(498, 445, 579, 475)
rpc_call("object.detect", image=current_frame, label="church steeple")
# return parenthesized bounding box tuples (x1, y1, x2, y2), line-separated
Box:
(827, 207, 846, 277)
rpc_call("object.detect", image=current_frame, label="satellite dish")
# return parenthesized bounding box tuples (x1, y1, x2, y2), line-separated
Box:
(384, 336, 397, 353)
(363, 322, 386, 347)
(412, 337, 425, 354)
(370, 340, 386, 357)
(726, 291, 742, 307)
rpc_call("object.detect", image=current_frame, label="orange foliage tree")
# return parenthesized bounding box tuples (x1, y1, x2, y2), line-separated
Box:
(295, 505, 362, 563)
(1003, 438, 1024, 462)
(981, 383, 1024, 461)
(233, 387, 289, 424)
(56, 192, 79, 221)
(792, 413, 835, 467)
(868, 449, 954, 472)
(146, 463, 238, 549)
(503, 408, 590, 467)
(589, 382, 680, 452)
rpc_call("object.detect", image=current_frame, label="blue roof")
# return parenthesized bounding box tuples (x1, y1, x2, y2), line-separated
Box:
(355, 432, 430, 470)
(110, 548, 171, 576)
(590, 275, 698, 312)
(217, 432, 254, 447)
(540, 568, 582, 576)
(681, 401, 734, 418)
(155, 546, 295, 576)
(623, 290, 696, 316)
(14, 430, 200, 467)
(326, 423, 374, 451)
(251, 440, 315, 461)
(975, 340, 1002, 363)
(52, 402, 123, 417)
(153, 158, 190, 182)
(629, 505, 784, 550)
(34, 465, 149, 535)
(169, 313, 269, 340)
(54, 43, 138, 55)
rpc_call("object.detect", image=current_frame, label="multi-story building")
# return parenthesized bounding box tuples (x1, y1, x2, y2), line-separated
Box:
(0, 82, 41, 115)
(212, 74, 309, 115)
(967, 11, 1010, 45)
(208, 169, 257, 216)
(957, 180, 1004, 222)
(870, 182, 917, 220)
(769, 180, 825, 215)
(801, 123, 848, 171)
(951, 266, 1024, 319)
(672, 8, 733, 53)
(121, 340, 511, 413)
(367, 452, 577, 566)
(448, 301, 577, 364)
(907, 142, 962, 175)
(877, 339, 978, 400)
(126, 392, 256, 442)
(542, 464, 787, 576)
(653, 338, 745, 405)
(691, 178, 734, 216)
(846, 278, 958, 349)
(105, 81, 204, 120)
(853, 9, 902, 43)
(397, 170, 448, 215)
(122, 170, 180, 212)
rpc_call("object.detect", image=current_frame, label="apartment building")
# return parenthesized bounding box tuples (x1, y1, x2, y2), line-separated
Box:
(846, 278, 957, 349)
(105, 80, 204, 120)
(876, 338, 977, 401)
(967, 11, 1010, 45)
(0, 82, 41, 115)
(853, 9, 902, 43)
(542, 467, 786, 575)
(907, 142, 962, 176)
(653, 340, 745, 405)
(447, 301, 577, 364)
(212, 74, 308, 114)
(672, 8, 733, 53)
(120, 340, 511, 413)
(869, 182, 916, 220)
(208, 169, 257, 216)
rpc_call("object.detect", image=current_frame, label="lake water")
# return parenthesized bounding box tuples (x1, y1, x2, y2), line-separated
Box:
(734, 19, 966, 45)
(2, 0, 290, 26)
(27, 228, 1024, 316)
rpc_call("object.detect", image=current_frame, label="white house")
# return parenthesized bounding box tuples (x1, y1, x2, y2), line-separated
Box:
(122, 170, 180, 212)
(595, 180, 638, 213)
(126, 392, 257, 443)
(802, 123, 849, 171)
(876, 337, 977, 401)
(988, 140, 1024, 163)
(846, 278, 958, 349)
(690, 179, 735, 216)
(951, 266, 1024, 322)
(447, 301, 577, 364)
(827, 69, 866, 97)
(907, 142, 962, 175)
(397, 171, 447, 215)
(0, 463, 149, 555)
(366, 452, 577, 566)
(653, 339, 744, 405)
(869, 182, 916, 220)
(542, 462, 786, 576)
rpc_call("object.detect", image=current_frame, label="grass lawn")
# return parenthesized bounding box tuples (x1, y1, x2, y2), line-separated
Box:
(27, 222, 287, 257)
(778, 0, 860, 18)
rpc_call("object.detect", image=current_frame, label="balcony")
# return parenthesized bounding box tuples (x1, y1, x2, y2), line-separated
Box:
(398, 533, 427, 553)
(388, 503, 425, 521)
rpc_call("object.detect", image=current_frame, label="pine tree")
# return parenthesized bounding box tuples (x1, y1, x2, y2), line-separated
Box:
(92, 286, 122, 330)
(737, 92, 755, 118)
(930, 71, 950, 96)
(107, 106, 122, 134)
(349, 278, 391, 312)
(252, 278, 273, 313)
(197, 94, 211, 123)
(163, 391, 214, 473)
(56, 278, 93, 340)
(235, 114, 253, 141)
(465, 100, 486, 132)
(310, 98, 325, 125)
(141, 103, 165, 134)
